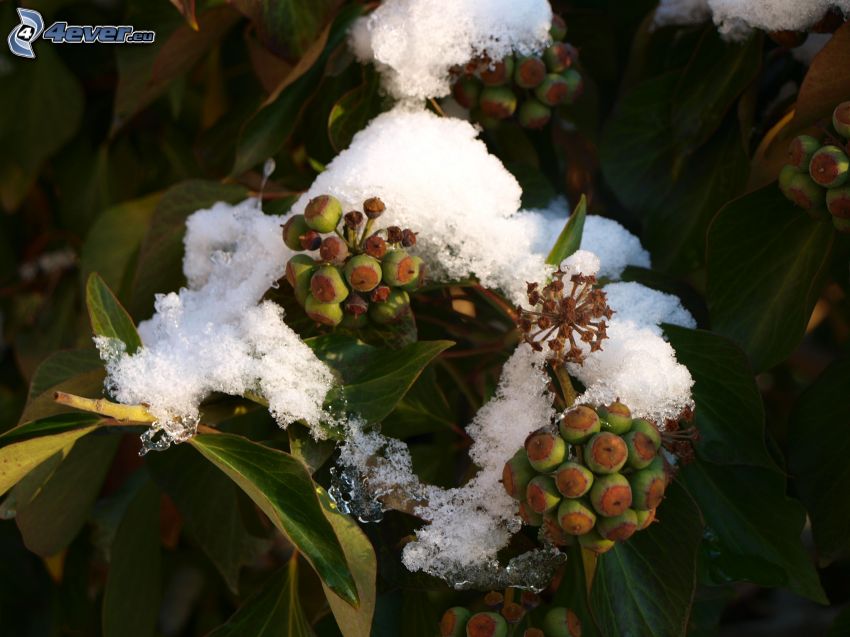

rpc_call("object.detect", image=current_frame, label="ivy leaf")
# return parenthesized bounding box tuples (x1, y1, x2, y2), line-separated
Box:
(790, 22, 850, 130)
(86, 273, 143, 355)
(706, 186, 834, 372)
(246, 0, 341, 61)
(328, 68, 384, 153)
(18, 349, 105, 425)
(546, 195, 587, 266)
(189, 433, 359, 606)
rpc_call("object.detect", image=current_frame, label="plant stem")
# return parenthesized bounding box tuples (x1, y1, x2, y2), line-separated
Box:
(553, 365, 577, 408)
(53, 391, 157, 423)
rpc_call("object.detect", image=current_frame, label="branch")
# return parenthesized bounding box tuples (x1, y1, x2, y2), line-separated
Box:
(53, 392, 157, 423)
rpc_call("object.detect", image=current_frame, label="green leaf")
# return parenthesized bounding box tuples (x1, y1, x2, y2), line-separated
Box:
(1, 413, 102, 446)
(102, 480, 162, 637)
(289, 425, 337, 474)
(209, 557, 315, 637)
(328, 69, 383, 153)
(546, 195, 587, 266)
(788, 356, 850, 563)
(380, 367, 455, 439)
(706, 186, 835, 371)
(665, 326, 775, 468)
(254, 0, 339, 60)
(18, 349, 105, 425)
(86, 273, 143, 355)
(590, 481, 702, 637)
(189, 433, 358, 605)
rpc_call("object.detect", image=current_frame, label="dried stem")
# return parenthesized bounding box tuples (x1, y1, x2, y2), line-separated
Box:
(53, 392, 157, 423)
(553, 365, 578, 408)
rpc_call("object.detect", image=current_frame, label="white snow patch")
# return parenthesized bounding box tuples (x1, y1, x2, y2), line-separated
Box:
(603, 281, 696, 335)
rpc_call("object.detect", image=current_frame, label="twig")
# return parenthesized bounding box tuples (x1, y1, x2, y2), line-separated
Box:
(53, 392, 157, 423)
(553, 365, 578, 408)
(428, 98, 447, 117)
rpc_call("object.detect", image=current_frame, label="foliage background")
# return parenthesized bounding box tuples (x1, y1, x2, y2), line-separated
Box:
(0, 0, 849, 636)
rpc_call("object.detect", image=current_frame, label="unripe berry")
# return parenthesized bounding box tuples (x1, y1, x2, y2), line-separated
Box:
(556, 499, 596, 535)
(578, 529, 615, 554)
(369, 289, 410, 324)
(344, 292, 368, 317)
(466, 612, 508, 637)
(543, 607, 582, 637)
(514, 56, 547, 88)
(523, 630, 544, 637)
(385, 226, 403, 244)
(778, 164, 798, 197)
(282, 214, 310, 251)
(518, 99, 551, 129)
(585, 432, 628, 474)
(344, 255, 382, 292)
(285, 254, 315, 305)
(525, 430, 566, 472)
(598, 401, 632, 434)
(300, 230, 322, 251)
(809, 145, 850, 187)
(480, 55, 515, 87)
(341, 312, 369, 329)
(634, 508, 656, 531)
(304, 295, 343, 326)
(319, 236, 349, 265)
(826, 186, 850, 218)
(833, 101, 850, 138)
(559, 405, 601, 443)
(503, 449, 536, 500)
(310, 266, 349, 304)
(787, 134, 820, 171)
(453, 75, 483, 109)
(554, 461, 594, 498)
(561, 69, 584, 105)
(479, 86, 518, 119)
(483, 591, 504, 608)
(500, 602, 525, 624)
(518, 500, 543, 526)
(543, 42, 573, 73)
(526, 475, 561, 514)
(597, 508, 638, 541)
(304, 195, 343, 232)
(370, 285, 391, 303)
(785, 172, 826, 209)
(441, 607, 472, 637)
(364, 234, 387, 259)
(542, 511, 572, 546)
(344, 210, 364, 229)
(624, 431, 657, 470)
(363, 197, 386, 219)
(401, 256, 425, 291)
(631, 418, 662, 450)
(833, 216, 850, 232)
(382, 249, 419, 286)
(401, 228, 417, 247)
(550, 14, 567, 41)
(590, 473, 632, 517)
(534, 73, 569, 106)
(629, 457, 666, 511)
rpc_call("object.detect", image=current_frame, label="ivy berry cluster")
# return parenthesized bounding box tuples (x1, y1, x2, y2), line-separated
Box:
(282, 195, 424, 327)
(450, 15, 583, 130)
(779, 101, 850, 233)
(440, 592, 582, 637)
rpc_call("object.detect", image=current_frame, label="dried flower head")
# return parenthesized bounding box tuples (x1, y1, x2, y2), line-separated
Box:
(661, 405, 699, 465)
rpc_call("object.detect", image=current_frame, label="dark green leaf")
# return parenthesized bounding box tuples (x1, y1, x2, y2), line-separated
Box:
(86, 273, 142, 355)
(590, 481, 702, 637)
(788, 356, 850, 563)
(553, 544, 602, 637)
(189, 433, 358, 605)
(289, 425, 336, 474)
(1, 413, 102, 445)
(546, 195, 587, 266)
(328, 69, 383, 152)
(19, 349, 105, 425)
(380, 367, 455, 439)
(706, 186, 834, 371)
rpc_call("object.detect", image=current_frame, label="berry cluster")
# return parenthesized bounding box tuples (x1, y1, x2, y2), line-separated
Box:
(503, 402, 668, 555)
(450, 16, 583, 130)
(779, 101, 850, 233)
(440, 595, 581, 637)
(282, 195, 424, 327)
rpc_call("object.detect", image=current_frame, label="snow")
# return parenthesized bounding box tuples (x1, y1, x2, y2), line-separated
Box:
(603, 281, 696, 335)
(349, 0, 553, 100)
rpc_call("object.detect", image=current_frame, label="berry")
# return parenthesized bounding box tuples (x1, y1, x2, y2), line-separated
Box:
(500, 602, 525, 624)
(554, 461, 594, 498)
(304, 195, 343, 232)
(382, 249, 419, 286)
(543, 607, 582, 637)
(585, 432, 628, 474)
(598, 401, 632, 434)
(363, 197, 386, 219)
(319, 236, 349, 265)
(523, 630, 545, 637)
(344, 292, 368, 317)
(282, 214, 310, 251)
(300, 230, 322, 251)
(344, 210, 364, 229)
(526, 475, 561, 514)
(778, 164, 798, 197)
(550, 15, 567, 41)
(386, 226, 403, 244)
(525, 430, 566, 472)
(635, 508, 656, 531)
(544, 42, 575, 73)
(480, 55, 515, 86)
(624, 430, 657, 470)
(556, 499, 596, 535)
(364, 234, 387, 259)
(310, 266, 349, 304)
(341, 312, 369, 329)
(629, 457, 666, 511)
(809, 145, 850, 187)
(370, 285, 391, 303)
(483, 591, 504, 608)
(441, 607, 472, 637)
(479, 86, 518, 119)
(787, 134, 820, 171)
(826, 186, 850, 218)
(631, 418, 661, 450)
(833, 216, 850, 232)
(285, 255, 315, 305)
(534, 74, 569, 106)
(503, 449, 536, 500)
(514, 56, 546, 89)
(542, 512, 572, 546)
(520, 592, 541, 609)
(785, 172, 826, 209)
(344, 255, 383, 292)
(578, 529, 615, 554)
(833, 101, 850, 138)
(518, 500, 543, 526)
(402, 228, 417, 247)
(518, 99, 551, 129)
(453, 75, 483, 109)
(305, 295, 343, 326)
(401, 256, 425, 291)
(466, 612, 508, 637)
(590, 473, 632, 517)
(597, 509, 638, 541)
(558, 405, 601, 443)
(369, 289, 410, 324)
(561, 69, 584, 105)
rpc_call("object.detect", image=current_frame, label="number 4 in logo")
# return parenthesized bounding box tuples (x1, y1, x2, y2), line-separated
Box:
(17, 26, 35, 41)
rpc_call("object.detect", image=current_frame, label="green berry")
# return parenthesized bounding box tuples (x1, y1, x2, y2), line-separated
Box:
(471, 107, 503, 130)
(525, 430, 566, 472)
(400, 256, 425, 291)
(343, 292, 368, 317)
(634, 508, 656, 531)
(809, 145, 850, 187)
(556, 499, 596, 535)
(480, 55, 514, 86)
(826, 186, 850, 219)
(786, 172, 826, 209)
(550, 14, 567, 41)
(624, 431, 657, 470)
(543, 42, 572, 73)
(282, 214, 310, 251)
(341, 312, 369, 329)
(598, 401, 632, 434)
(554, 461, 594, 498)
(300, 230, 322, 251)
(368, 289, 410, 324)
(590, 473, 632, 517)
(304, 194, 342, 232)
(543, 512, 572, 547)
(381, 249, 419, 287)
(319, 236, 349, 265)
(596, 509, 638, 541)
(833, 216, 850, 232)
(364, 234, 387, 259)
(503, 449, 536, 500)
(778, 164, 798, 197)
(441, 607, 471, 637)
(310, 265, 349, 304)
(631, 418, 661, 450)
(561, 68, 583, 105)
(629, 456, 666, 511)
(479, 86, 518, 119)
(514, 56, 546, 88)
(518, 500, 543, 526)
(787, 134, 820, 171)
(833, 101, 850, 138)
(577, 529, 615, 554)
(285, 254, 315, 305)
(518, 99, 551, 129)
(534, 73, 569, 106)
(452, 75, 483, 109)
(304, 295, 343, 326)
(542, 607, 582, 637)
(526, 475, 561, 514)
(465, 612, 508, 637)
(559, 405, 601, 443)
(344, 255, 382, 292)
(585, 432, 628, 474)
